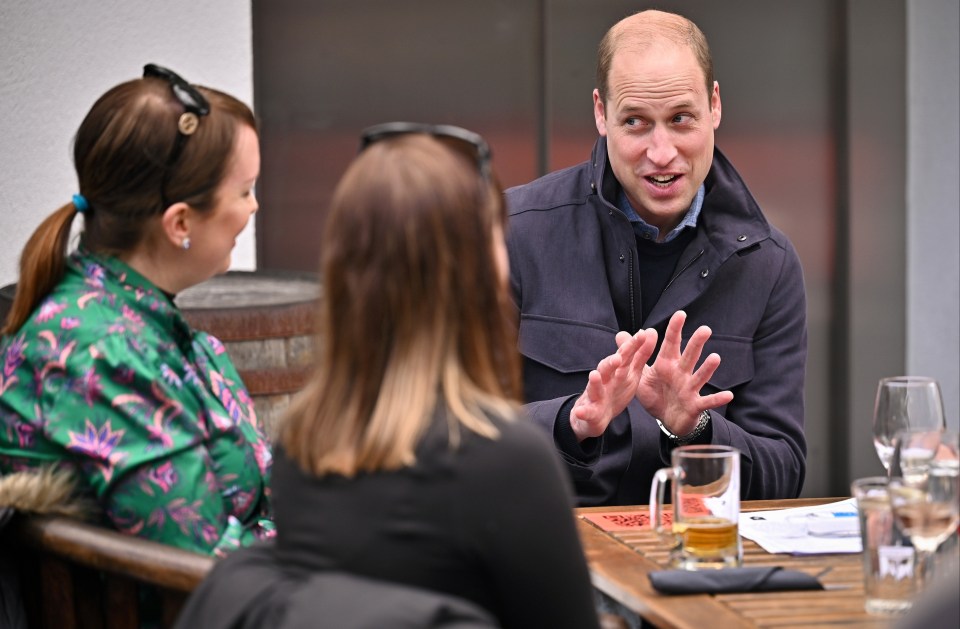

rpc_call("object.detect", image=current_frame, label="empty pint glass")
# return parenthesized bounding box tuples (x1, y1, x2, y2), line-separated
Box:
(851, 476, 917, 615)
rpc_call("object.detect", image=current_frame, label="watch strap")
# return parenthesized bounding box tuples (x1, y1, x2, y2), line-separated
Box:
(656, 410, 711, 444)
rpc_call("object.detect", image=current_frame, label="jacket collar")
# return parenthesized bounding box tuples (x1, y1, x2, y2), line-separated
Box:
(588, 136, 772, 259)
(700, 148, 772, 258)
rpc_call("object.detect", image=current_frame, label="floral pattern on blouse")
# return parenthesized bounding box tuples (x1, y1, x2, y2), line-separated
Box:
(0, 249, 274, 556)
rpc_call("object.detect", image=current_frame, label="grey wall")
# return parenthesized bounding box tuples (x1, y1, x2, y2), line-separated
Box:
(907, 0, 960, 430)
(845, 0, 960, 488)
(845, 0, 910, 486)
(0, 0, 257, 288)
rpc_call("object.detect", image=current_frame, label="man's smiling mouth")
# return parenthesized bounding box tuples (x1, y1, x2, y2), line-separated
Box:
(646, 174, 679, 186)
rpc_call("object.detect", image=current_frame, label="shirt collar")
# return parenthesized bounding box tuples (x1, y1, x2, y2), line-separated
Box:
(617, 184, 705, 243)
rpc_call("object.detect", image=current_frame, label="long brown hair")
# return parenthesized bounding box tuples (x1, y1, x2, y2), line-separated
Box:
(2, 72, 256, 335)
(281, 133, 522, 476)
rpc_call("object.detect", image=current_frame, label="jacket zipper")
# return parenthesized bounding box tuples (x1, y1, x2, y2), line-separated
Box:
(628, 249, 636, 331)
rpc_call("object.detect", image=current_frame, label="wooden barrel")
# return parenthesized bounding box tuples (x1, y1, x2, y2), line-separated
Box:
(175, 270, 321, 437)
(0, 283, 14, 329)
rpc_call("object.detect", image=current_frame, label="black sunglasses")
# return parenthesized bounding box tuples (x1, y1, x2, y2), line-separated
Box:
(143, 63, 210, 128)
(143, 64, 211, 205)
(359, 122, 492, 181)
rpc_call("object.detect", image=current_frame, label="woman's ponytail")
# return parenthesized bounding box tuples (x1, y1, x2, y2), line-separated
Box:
(2, 203, 78, 335)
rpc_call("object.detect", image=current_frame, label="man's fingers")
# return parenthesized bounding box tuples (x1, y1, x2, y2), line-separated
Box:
(616, 329, 650, 365)
(701, 390, 734, 409)
(583, 367, 608, 400)
(596, 352, 624, 381)
(634, 328, 658, 364)
(679, 325, 712, 371)
(575, 377, 600, 423)
(659, 310, 687, 357)
(691, 352, 722, 389)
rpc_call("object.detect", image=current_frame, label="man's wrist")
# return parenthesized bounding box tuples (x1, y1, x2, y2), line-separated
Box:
(655, 410, 711, 445)
(557, 396, 602, 460)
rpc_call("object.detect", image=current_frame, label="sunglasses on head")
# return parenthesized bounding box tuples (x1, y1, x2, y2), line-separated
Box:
(359, 122, 492, 182)
(143, 63, 210, 131)
(143, 63, 211, 205)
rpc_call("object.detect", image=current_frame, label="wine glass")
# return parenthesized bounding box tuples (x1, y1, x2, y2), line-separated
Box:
(872, 377, 946, 472)
(887, 429, 960, 588)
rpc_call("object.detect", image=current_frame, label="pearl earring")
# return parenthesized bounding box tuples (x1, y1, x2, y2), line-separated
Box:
(182, 237, 191, 251)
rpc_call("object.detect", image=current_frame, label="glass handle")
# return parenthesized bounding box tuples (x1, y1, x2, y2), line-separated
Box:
(650, 467, 677, 537)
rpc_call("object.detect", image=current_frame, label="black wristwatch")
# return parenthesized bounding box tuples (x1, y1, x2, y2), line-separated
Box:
(655, 410, 711, 445)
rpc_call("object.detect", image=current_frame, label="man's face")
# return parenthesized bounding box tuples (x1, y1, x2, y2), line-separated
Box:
(593, 40, 721, 236)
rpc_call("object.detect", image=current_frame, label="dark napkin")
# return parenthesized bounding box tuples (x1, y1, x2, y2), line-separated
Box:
(649, 566, 824, 595)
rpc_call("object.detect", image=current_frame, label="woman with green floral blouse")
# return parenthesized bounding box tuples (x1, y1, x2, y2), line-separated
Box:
(0, 64, 273, 556)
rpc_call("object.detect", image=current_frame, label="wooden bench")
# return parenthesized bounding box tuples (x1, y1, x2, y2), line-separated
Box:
(0, 513, 213, 629)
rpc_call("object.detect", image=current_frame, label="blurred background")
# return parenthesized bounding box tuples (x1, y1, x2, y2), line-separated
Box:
(1, 0, 957, 498)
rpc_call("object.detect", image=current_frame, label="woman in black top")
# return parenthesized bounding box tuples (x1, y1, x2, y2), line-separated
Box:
(275, 124, 601, 628)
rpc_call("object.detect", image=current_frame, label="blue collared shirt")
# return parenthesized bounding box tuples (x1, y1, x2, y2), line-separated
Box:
(617, 184, 705, 243)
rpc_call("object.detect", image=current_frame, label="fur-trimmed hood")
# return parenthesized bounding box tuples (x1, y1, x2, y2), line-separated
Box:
(0, 466, 93, 519)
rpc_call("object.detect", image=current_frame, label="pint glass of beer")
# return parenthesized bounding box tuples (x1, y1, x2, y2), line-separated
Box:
(650, 445, 742, 569)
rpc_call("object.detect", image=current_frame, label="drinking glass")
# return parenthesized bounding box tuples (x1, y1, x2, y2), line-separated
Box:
(887, 429, 960, 588)
(649, 445, 742, 570)
(851, 476, 918, 615)
(872, 377, 945, 472)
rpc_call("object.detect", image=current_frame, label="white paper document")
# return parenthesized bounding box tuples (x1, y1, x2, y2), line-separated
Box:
(739, 498, 862, 555)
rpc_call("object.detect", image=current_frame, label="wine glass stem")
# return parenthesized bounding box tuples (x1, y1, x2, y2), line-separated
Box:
(914, 545, 942, 589)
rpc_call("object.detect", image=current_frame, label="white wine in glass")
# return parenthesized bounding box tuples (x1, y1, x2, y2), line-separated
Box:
(887, 429, 960, 589)
(872, 377, 946, 472)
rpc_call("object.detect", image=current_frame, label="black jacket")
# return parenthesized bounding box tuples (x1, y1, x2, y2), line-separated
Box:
(175, 542, 500, 629)
(506, 138, 808, 506)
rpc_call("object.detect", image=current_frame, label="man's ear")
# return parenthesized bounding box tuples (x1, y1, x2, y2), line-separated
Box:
(711, 81, 722, 130)
(593, 89, 608, 137)
(160, 202, 192, 249)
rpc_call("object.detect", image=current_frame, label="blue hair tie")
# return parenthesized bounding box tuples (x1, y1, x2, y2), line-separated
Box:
(72, 193, 89, 214)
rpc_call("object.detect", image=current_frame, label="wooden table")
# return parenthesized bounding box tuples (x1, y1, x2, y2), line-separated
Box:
(577, 498, 892, 629)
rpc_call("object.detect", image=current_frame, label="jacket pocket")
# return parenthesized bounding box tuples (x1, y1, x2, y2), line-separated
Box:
(518, 315, 619, 374)
(700, 335, 754, 390)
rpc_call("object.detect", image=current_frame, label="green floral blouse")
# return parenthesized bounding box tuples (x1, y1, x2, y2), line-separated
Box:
(0, 249, 274, 556)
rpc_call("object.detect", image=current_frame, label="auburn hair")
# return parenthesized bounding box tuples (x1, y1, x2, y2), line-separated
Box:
(280, 133, 522, 476)
(2, 74, 256, 335)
